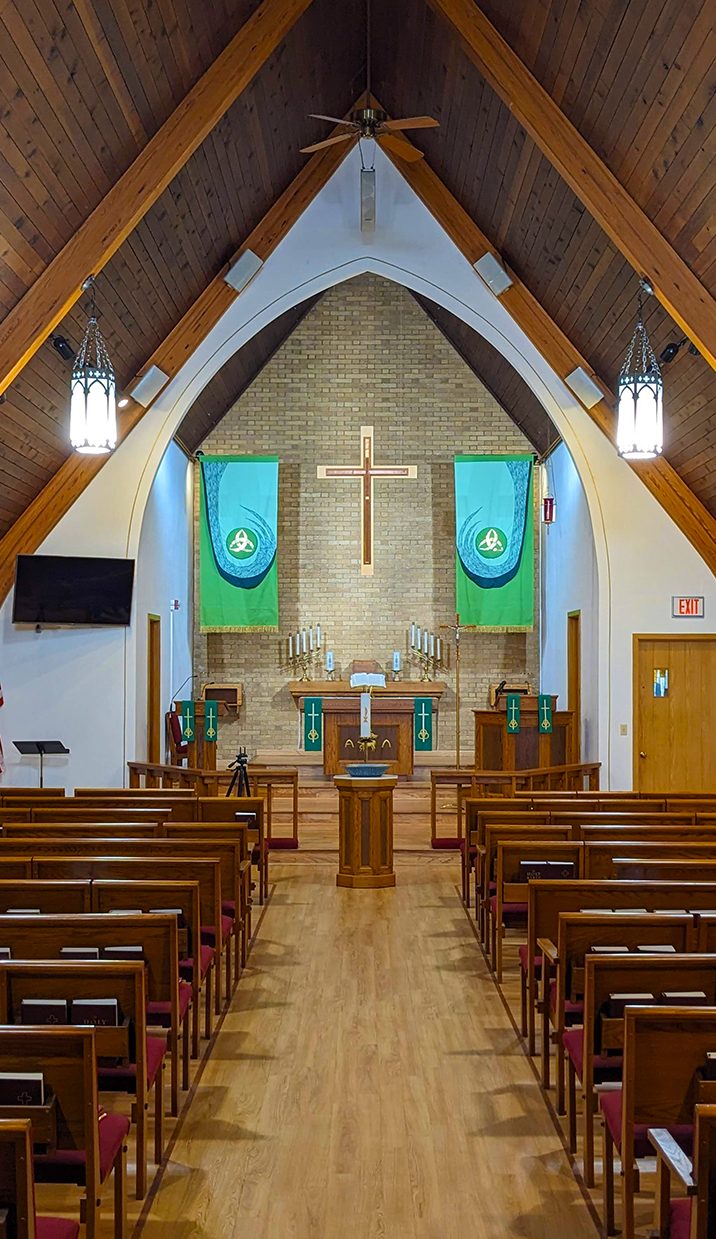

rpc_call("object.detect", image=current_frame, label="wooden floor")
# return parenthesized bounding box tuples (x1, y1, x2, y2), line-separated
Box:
(122, 856, 598, 1239)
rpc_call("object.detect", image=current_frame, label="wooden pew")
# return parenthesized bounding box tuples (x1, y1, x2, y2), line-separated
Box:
(601, 1007, 716, 1239)
(29, 808, 172, 826)
(74, 788, 194, 799)
(587, 842, 716, 880)
(30, 854, 223, 1031)
(649, 1103, 716, 1239)
(163, 823, 251, 969)
(91, 877, 200, 1095)
(0, 913, 180, 1122)
(478, 823, 571, 938)
(615, 859, 716, 885)
(0, 810, 32, 822)
(0, 789, 66, 799)
(0, 1026, 130, 1239)
(574, 953, 716, 1186)
(523, 881, 716, 1058)
(195, 797, 267, 903)
(0, 860, 33, 880)
(0, 880, 90, 914)
(0, 1116, 80, 1238)
(0, 961, 162, 1200)
(3, 823, 160, 840)
(463, 806, 552, 905)
(53, 798, 191, 822)
(491, 839, 583, 981)
(541, 912, 694, 1112)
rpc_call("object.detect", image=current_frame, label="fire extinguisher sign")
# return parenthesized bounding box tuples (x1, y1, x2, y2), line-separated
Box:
(671, 596, 705, 618)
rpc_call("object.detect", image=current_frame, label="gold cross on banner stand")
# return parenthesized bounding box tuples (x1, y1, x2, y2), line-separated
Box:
(317, 426, 417, 575)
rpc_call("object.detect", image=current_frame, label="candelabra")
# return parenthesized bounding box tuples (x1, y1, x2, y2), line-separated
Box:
(281, 647, 320, 682)
(281, 623, 327, 682)
(408, 647, 440, 682)
(406, 621, 444, 682)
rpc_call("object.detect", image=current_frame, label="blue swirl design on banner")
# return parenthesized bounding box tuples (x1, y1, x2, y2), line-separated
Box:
(201, 458, 276, 589)
(456, 458, 531, 589)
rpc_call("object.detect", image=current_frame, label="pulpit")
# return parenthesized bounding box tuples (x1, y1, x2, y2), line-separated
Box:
(335, 774, 396, 888)
(170, 700, 223, 769)
(474, 695, 575, 769)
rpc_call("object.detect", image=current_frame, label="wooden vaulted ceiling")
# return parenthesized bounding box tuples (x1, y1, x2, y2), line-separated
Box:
(0, 0, 715, 560)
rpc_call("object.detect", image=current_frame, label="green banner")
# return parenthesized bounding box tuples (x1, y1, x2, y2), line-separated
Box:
(414, 697, 433, 751)
(538, 693, 553, 734)
(204, 700, 219, 744)
(180, 701, 195, 743)
(454, 454, 534, 629)
(304, 697, 323, 752)
(199, 455, 279, 632)
(505, 693, 521, 734)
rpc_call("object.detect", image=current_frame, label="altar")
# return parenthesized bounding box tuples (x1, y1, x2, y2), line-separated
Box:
(290, 681, 445, 776)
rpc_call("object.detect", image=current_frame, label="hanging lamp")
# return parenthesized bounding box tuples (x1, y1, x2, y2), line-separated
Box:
(617, 281, 663, 459)
(70, 276, 117, 454)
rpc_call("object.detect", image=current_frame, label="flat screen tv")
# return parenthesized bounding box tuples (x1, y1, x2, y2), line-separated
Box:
(12, 555, 135, 626)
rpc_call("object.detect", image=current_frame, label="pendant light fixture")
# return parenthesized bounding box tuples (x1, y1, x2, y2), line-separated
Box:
(70, 276, 117, 454)
(617, 280, 663, 460)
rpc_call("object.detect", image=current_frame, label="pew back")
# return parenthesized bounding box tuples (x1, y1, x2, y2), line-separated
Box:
(0, 880, 90, 914)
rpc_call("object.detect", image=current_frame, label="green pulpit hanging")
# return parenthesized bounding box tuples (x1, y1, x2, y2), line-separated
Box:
(505, 693, 521, 734)
(538, 694, 553, 734)
(304, 697, 323, 752)
(414, 697, 433, 751)
(180, 701, 195, 743)
(204, 700, 219, 744)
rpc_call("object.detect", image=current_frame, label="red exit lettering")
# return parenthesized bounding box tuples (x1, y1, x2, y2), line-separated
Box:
(673, 596, 704, 617)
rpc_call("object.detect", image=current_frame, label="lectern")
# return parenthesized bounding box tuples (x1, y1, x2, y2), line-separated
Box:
(13, 740, 69, 787)
(334, 774, 396, 888)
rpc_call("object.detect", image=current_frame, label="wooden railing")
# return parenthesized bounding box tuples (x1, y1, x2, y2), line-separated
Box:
(430, 761, 601, 844)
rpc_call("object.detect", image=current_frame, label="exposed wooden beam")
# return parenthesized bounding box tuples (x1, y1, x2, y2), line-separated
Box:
(0, 112, 358, 606)
(0, 0, 314, 398)
(426, 0, 716, 373)
(374, 103, 716, 575)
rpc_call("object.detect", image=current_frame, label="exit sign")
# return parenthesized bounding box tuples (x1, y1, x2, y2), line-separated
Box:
(672, 595, 705, 617)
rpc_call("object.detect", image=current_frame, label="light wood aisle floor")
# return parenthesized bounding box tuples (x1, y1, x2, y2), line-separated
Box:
(135, 857, 598, 1239)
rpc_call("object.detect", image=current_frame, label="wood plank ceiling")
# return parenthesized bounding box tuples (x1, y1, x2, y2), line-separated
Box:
(0, 0, 715, 536)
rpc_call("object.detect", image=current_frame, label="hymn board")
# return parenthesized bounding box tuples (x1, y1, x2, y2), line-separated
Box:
(317, 426, 417, 574)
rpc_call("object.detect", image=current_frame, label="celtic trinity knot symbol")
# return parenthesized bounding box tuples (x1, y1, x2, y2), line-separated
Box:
(229, 528, 255, 554)
(478, 527, 504, 554)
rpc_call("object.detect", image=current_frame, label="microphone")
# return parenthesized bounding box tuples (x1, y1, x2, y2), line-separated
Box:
(169, 672, 199, 710)
(494, 679, 507, 704)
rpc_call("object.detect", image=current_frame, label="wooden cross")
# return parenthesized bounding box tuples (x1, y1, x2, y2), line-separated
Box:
(317, 426, 417, 575)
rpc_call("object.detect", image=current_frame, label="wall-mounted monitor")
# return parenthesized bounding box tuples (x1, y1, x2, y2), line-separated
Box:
(12, 555, 135, 627)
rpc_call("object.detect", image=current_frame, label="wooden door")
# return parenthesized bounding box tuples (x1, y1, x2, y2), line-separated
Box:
(147, 616, 161, 764)
(634, 636, 716, 791)
(567, 611, 581, 760)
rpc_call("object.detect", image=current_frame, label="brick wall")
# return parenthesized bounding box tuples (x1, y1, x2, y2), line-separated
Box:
(194, 274, 539, 760)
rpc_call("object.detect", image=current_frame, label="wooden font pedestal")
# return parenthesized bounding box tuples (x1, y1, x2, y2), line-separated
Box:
(334, 774, 397, 889)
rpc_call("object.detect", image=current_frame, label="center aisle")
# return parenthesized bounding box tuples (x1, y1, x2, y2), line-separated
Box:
(142, 857, 598, 1238)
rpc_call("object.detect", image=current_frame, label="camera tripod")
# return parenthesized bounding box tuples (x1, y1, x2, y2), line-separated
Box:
(226, 748, 252, 797)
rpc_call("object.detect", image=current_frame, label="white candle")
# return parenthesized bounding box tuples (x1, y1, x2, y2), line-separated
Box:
(393, 650, 401, 672)
(360, 691, 371, 738)
(416, 626, 421, 651)
(423, 630, 428, 654)
(429, 633, 435, 657)
(309, 626, 314, 651)
(325, 650, 334, 672)
(436, 637, 442, 664)
(410, 622, 416, 648)
(302, 629, 307, 654)
(316, 624, 321, 648)
(288, 633, 293, 659)
(296, 630, 300, 655)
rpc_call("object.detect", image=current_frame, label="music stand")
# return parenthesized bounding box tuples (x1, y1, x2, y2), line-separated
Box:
(12, 741, 70, 788)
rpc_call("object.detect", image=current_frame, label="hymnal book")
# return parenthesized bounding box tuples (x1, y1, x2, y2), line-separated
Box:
(636, 944, 677, 953)
(608, 992, 655, 1017)
(107, 909, 143, 916)
(20, 998, 68, 1025)
(60, 946, 100, 959)
(101, 945, 143, 961)
(149, 908, 183, 917)
(618, 909, 649, 915)
(661, 990, 709, 1006)
(0, 948, 12, 960)
(703, 1051, 716, 1080)
(591, 945, 630, 954)
(580, 908, 615, 915)
(656, 909, 689, 916)
(4, 908, 41, 916)
(0, 1072, 44, 1106)
(71, 998, 120, 1027)
(519, 861, 551, 881)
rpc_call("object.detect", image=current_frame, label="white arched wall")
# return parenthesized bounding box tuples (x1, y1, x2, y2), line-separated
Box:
(1, 145, 713, 787)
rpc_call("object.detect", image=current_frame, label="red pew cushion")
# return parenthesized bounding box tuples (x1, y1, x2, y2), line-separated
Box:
(548, 980, 584, 1018)
(98, 1035, 166, 1091)
(179, 945, 214, 981)
(37, 1219, 80, 1239)
(201, 915, 234, 945)
(670, 1198, 691, 1239)
(599, 1089, 692, 1160)
(147, 981, 192, 1027)
(35, 1111, 130, 1185)
(517, 944, 542, 976)
(562, 1028, 623, 1083)
(489, 896, 527, 924)
(222, 899, 236, 916)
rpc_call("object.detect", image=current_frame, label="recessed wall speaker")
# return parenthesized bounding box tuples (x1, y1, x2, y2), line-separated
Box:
(224, 249, 264, 293)
(129, 364, 169, 408)
(564, 366, 604, 409)
(361, 168, 376, 233)
(473, 251, 513, 296)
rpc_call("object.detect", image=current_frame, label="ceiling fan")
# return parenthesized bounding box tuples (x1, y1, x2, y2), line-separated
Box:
(300, 0, 439, 163)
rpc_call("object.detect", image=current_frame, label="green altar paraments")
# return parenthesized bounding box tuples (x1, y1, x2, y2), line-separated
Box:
(199, 454, 279, 632)
(538, 693, 553, 734)
(304, 697, 323, 752)
(505, 693, 521, 734)
(414, 697, 433, 751)
(204, 700, 219, 744)
(180, 700, 195, 743)
(454, 454, 534, 630)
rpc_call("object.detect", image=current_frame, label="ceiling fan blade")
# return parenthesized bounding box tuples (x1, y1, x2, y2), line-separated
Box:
(308, 113, 357, 127)
(377, 132, 424, 162)
(300, 133, 357, 155)
(382, 116, 440, 131)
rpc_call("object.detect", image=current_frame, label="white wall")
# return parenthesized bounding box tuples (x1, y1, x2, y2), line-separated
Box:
(0, 441, 193, 788)
(540, 444, 599, 761)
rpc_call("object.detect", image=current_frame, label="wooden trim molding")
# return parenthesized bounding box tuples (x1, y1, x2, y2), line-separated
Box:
(373, 104, 716, 577)
(0, 109, 360, 606)
(426, 0, 716, 373)
(0, 0, 315, 398)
